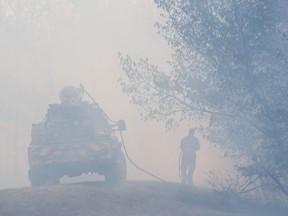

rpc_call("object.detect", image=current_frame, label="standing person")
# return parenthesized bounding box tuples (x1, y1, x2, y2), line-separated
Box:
(180, 128, 200, 185)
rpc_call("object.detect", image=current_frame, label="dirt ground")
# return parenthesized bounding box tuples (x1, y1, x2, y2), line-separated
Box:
(0, 181, 286, 216)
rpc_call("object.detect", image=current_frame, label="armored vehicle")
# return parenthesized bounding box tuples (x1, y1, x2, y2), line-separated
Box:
(28, 86, 127, 186)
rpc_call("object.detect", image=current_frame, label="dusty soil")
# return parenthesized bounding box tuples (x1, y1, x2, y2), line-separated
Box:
(0, 181, 286, 216)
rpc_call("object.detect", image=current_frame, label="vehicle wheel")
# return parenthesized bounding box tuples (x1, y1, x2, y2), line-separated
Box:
(29, 167, 60, 187)
(105, 152, 126, 185)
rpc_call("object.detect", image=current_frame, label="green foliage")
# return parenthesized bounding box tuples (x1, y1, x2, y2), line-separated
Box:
(119, 0, 288, 199)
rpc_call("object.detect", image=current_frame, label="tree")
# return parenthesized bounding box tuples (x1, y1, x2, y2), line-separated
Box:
(119, 0, 288, 201)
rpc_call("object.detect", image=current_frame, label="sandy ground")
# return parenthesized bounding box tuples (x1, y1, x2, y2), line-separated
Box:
(0, 181, 286, 216)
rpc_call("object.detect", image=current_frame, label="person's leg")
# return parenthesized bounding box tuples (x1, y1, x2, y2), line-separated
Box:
(187, 156, 196, 185)
(187, 166, 195, 185)
(180, 167, 187, 184)
(180, 162, 188, 184)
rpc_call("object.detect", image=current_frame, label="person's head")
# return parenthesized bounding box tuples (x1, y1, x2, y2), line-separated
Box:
(189, 128, 195, 135)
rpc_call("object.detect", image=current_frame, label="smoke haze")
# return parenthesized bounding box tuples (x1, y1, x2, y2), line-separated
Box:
(0, 0, 228, 189)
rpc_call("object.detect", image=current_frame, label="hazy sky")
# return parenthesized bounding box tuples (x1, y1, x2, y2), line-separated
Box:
(0, 0, 230, 188)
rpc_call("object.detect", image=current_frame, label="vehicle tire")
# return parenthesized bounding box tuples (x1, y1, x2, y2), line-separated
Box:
(105, 152, 126, 185)
(29, 167, 60, 187)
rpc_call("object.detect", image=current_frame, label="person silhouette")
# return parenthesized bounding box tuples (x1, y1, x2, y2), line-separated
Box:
(180, 128, 200, 185)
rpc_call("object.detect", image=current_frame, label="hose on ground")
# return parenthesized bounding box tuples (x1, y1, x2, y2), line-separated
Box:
(119, 131, 167, 183)
(178, 150, 184, 184)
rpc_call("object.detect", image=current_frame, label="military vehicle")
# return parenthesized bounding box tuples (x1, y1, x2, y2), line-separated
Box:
(28, 85, 127, 186)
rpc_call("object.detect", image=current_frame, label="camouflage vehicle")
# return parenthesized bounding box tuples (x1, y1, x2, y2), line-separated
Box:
(28, 86, 127, 186)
